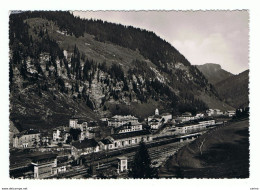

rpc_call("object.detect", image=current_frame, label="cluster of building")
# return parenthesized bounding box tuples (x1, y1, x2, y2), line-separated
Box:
(11, 107, 236, 179)
(147, 109, 172, 130)
(206, 109, 236, 117)
(72, 114, 153, 158)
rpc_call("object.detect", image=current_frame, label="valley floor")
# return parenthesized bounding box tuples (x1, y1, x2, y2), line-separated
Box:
(159, 119, 249, 178)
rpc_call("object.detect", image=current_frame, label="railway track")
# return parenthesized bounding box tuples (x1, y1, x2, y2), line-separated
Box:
(50, 130, 214, 178)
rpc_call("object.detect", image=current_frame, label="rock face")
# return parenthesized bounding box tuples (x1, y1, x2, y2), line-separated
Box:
(215, 70, 249, 109)
(9, 11, 230, 131)
(196, 63, 234, 85)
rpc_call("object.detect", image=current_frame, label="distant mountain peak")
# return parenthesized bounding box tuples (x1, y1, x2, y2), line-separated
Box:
(196, 63, 233, 85)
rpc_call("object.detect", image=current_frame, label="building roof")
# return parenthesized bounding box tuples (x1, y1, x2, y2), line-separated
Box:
(175, 122, 200, 128)
(110, 130, 151, 140)
(113, 123, 142, 133)
(117, 156, 127, 160)
(72, 139, 98, 149)
(149, 118, 160, 123)
(30, 153, 58, 162)
(161, 113, 172, 116)
(182, 112, 192, 116)
(77, 120, 87, 125)
(100, 139, 113, 145)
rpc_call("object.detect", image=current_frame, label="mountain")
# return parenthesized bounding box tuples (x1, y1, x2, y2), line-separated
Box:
(215, 70, 249, 109)
(9, 11, 232, 132)
(196, 63, 234, 85)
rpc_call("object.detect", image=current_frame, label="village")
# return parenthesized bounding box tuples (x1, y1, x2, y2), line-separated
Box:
(10, 108, 236, 179)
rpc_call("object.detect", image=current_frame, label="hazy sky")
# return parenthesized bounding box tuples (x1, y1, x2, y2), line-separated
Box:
(73, 11, 249, 74)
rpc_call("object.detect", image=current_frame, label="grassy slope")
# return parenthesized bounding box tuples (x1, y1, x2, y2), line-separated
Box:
(159, 119, 249, 178)
(215, 70, 249, 108)
(197, 93, 234, 111)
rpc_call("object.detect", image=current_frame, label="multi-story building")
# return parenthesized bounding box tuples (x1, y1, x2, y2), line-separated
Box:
(206, 109, 223, 116)
(52, 127, 70, 144)
(31, 154, 57, 179)
(108, 115, 139, 128)
(148, 109, 172, 129)
(69, 118, 95, 140)
(13, 130, 41, 148)
(175, 119, 215, 134)
(71, 139, 100, 158)
(105, 130, 153, 150)
(112, 122, 143, 134)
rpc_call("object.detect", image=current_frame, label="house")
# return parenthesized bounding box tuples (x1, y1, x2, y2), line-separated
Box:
(13, 130, 41, 148)
(148, 109, 172, 129)
(69, 118, 97, 140)
(99, 138, 113, 151)
(176, 112, 195, 123)
(31, 153, 57, 179)
(71, 139, 100, 158)
(52, 126, 70, 144)
(226, 110, 236, 117)
(206, 109, 223, 116)
(108, 115, 139, 128)
(112, 122, 143, 134)
(149, 120, 160, 130)
(69, 117, 79, 128)
(195, 113, 205, 119)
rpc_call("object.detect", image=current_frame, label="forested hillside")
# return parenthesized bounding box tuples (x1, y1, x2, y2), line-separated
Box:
(9, 11, 230, 131)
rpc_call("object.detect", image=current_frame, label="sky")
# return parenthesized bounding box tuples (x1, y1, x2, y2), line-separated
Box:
(73, 11, 249, 74)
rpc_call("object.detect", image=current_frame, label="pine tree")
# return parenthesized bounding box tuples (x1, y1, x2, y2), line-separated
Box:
(130, 140, 158, 178)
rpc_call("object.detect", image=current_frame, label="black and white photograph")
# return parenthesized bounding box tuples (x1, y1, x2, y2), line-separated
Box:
(1, 1, 260, 189)
(8, 10, 250, 179)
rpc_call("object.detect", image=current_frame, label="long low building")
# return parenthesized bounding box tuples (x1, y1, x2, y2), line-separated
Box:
(108, 115, 139, 128)
(71, 130, 153, 158)
(107, 130, 153, 150)
(175, 119, 215, 134)
(111, 122, 143, 134)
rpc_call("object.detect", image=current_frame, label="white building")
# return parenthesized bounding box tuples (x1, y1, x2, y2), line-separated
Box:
(112, 122, 143, 134)
(108, 115, 139, 128)
(117, 156, 128, 173)
(226, 110, 236, 117)
(52, 127, 70, 144)
(13, 130, 41, 148)
(148, 109, 172, 130)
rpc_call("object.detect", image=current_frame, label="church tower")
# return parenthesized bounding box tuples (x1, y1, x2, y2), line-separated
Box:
(155, 108, 159, 115)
